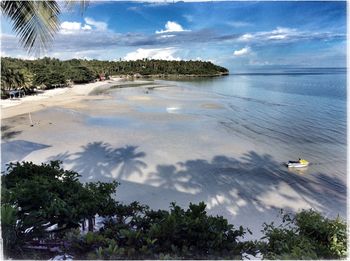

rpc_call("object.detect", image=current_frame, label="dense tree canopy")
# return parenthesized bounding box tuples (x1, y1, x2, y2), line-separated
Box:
(1, 161, 119, 257)
(1, 57, 229, 96)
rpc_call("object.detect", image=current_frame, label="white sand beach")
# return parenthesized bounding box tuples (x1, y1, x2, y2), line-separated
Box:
(1, 80, 346, 239)
(0, 77, 124, 119)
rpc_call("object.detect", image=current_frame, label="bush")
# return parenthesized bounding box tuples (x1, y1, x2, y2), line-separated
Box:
(68, 201, 254, 259)
(1, 161, 347, 260)
(1, 161, 118, 258)
(259, 209, 347, 259)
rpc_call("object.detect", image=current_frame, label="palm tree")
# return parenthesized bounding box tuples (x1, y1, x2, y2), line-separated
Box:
(1, 1, 60, 54)
(1, 67, 24, 91)
(1, 1, 88, 54)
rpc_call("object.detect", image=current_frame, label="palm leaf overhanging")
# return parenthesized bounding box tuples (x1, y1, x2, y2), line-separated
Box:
(64, 0, 89, 15)
(1, 1, 61, 54)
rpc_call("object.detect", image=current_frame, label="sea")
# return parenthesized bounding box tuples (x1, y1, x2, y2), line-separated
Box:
(167, 68, 347, 178)
(160, 67, 347, 216)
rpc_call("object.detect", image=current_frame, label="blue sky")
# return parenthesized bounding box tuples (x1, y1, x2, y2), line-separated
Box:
(1, 1, 346, 71)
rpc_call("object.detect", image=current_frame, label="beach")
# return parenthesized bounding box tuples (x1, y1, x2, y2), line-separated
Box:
(1, 76, 346, 239)
(0, 77, 125, 119)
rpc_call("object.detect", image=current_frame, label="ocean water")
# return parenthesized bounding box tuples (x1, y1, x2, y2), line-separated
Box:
(165, 68, 347, 180)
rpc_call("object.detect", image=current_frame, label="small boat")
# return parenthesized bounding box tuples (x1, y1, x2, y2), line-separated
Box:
(287, 159, 309, 168)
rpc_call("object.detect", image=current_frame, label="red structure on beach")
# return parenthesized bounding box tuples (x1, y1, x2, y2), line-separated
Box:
(98, 74, 106, 81)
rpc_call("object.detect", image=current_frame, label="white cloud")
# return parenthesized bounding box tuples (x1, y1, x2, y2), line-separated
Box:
(0, 49, 8, 57)
(59, 18, 107, 35)
(249, 59, 271, 66)
(82, 24, 92, 30)
(233, 47, 251, 57)
(158, 34, 176, 39)
(266, 27, 296, 40)
(268, 35, 286, 40)
(156, 21, 189, 34)
(124, 47, 180, 61)
(60, 21, 84, 34)
(61, 21, 82, 31)
(15, 54, 37, 60)
(238, 33, 254, 42)
(84, 17, 108, 31)
(237, 27, 300, 43)
(227, 21, 252, 28)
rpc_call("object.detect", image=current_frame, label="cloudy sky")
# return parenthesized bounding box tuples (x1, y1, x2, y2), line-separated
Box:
(1, 1, 346, 71)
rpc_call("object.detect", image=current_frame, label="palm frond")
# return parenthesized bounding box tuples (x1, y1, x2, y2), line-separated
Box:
(64, 0, 89, 15)
(1, 1, 61, 54)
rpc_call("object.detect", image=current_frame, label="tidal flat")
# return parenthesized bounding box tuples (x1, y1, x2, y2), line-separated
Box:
(1, 74, 346, 238)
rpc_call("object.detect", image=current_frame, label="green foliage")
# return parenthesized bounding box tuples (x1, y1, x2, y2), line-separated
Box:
(1, 161, 346, 260)
(1, 58, 26, 91)
(68, 66, 96, 84)
(68, 201, 252, 259)
(1, 161, 119, 258)
(33, 70, 67, 89)
(295, 210, 347, 258)
(1, 204, 22, 257)
(144, 202, 248, 257)
(1, 57, 229, 95)
(260, 209, 347, 259)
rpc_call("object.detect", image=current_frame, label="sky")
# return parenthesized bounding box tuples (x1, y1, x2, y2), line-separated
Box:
(0, 1, 347, 71)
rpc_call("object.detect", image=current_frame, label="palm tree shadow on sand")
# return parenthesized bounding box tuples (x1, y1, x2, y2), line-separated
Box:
(1, 125, 22, 141)
(48, 142, 147, 182)
(147, 151, 346, 221)
(48, 145, 346, 230)
(111, 145, 147, 179)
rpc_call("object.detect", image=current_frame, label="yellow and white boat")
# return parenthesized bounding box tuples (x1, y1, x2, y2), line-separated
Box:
(287, 159, 309, 168)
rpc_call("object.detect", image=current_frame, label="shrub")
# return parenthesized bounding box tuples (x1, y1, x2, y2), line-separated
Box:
(1, 161, 118, 258)
(72, 201, 254, 259)
(1, 161, 346, 260)
(260, 209, 347, 259)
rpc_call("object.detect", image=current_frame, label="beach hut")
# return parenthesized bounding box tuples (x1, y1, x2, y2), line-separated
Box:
(9, 89, 24, 99)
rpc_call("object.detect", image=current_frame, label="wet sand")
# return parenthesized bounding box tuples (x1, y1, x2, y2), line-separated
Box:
(1, 81, 346, 239)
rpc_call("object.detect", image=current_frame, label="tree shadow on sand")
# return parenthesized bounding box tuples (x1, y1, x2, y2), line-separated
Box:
(147, 151, 346, 220)
(48, 145, 346, 228)
(1, 125, 22, 140)
(112, 145, 147, 179)
(48, 142, 147, 182)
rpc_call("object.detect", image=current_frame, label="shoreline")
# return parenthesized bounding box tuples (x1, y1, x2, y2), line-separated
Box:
(127, 72, 230, 79)
(0, 73, 229, 120)
(0, 77, 123, 119)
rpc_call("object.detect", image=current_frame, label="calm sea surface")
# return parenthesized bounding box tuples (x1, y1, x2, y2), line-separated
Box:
(165, 68, 347, 181)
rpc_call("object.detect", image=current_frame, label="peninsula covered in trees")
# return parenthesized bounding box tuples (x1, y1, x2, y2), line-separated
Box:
(1, 57, 229, 97)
